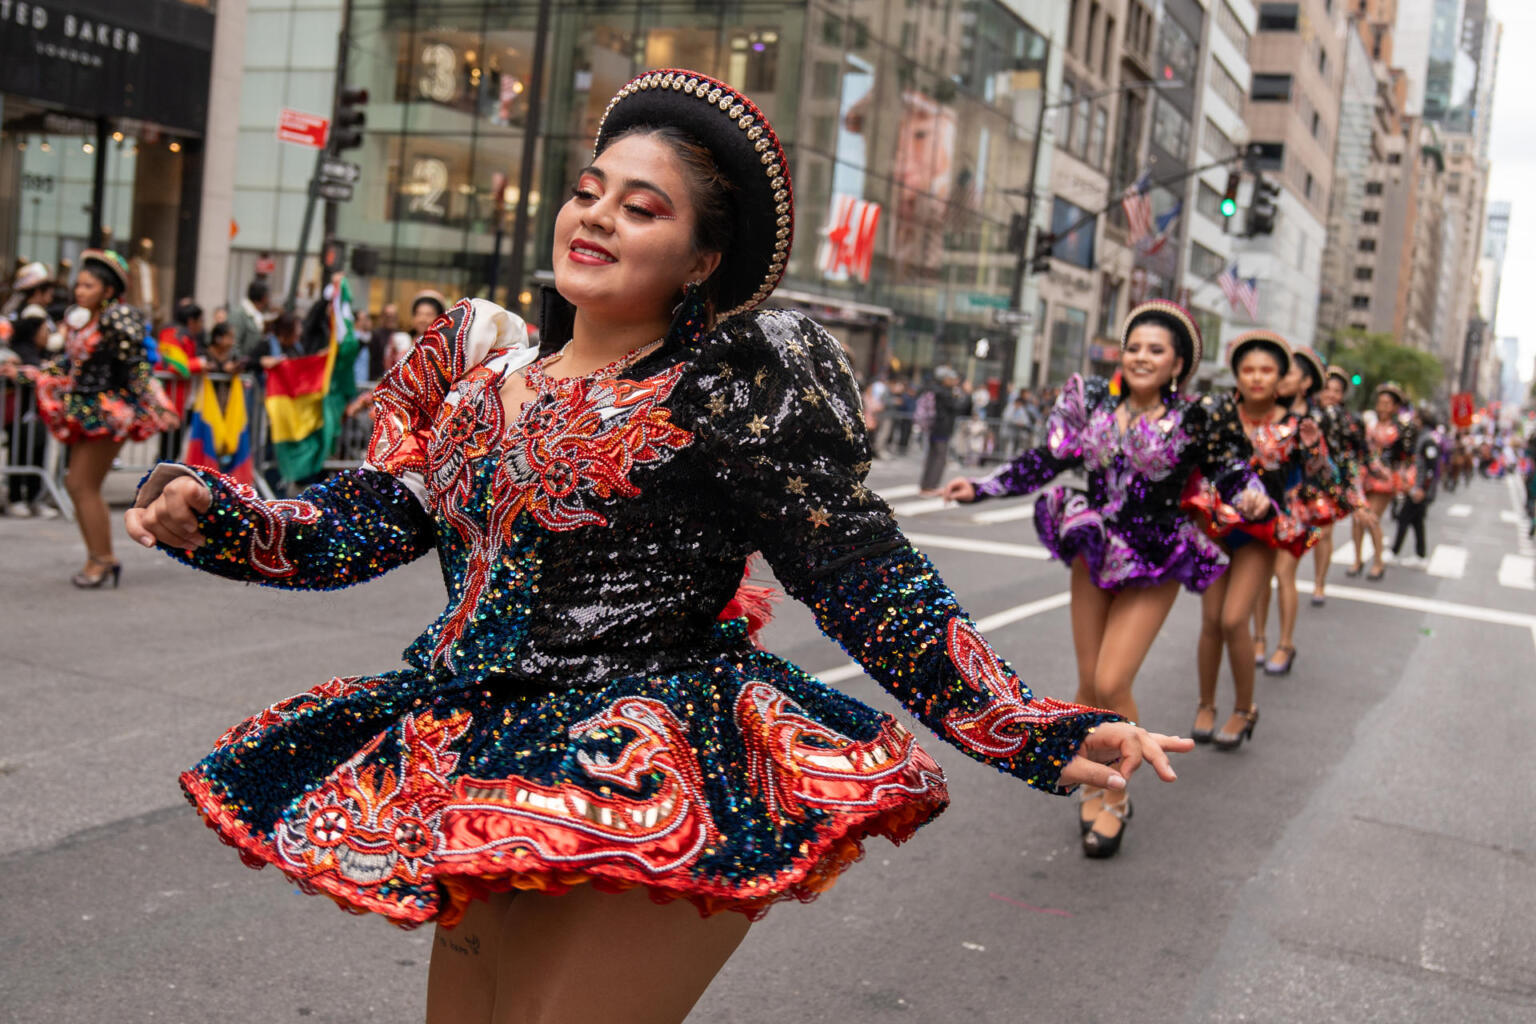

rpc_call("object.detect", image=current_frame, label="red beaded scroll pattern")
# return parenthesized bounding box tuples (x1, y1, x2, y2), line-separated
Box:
(735, 681, 946, 831)
(440, 696, 719, 878)
(274, 707, 474, 890)
(368, 304, 471, 482)
(942, 618, 1088, 760)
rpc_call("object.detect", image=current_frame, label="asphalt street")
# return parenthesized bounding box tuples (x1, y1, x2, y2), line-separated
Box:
(2, 456, 1533, 1023)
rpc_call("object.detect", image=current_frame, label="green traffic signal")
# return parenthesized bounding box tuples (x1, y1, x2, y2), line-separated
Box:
(1351, 374, 1363, 386)
(1220, 197, 1237, 217)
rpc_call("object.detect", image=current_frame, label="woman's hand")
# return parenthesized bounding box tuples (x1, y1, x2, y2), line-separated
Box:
(125, 475, 212, 550)
(940, 476, 977, 503)
(1058, 722, 1193, 791)
(1235, 487, 1271, 521)
(156, 407, 181, 430)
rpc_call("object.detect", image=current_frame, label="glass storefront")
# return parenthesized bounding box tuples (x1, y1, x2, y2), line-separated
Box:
(338, 0, 1047, 383)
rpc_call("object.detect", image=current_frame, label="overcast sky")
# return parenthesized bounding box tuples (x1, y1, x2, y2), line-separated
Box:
(1487, 0, 1536, 383)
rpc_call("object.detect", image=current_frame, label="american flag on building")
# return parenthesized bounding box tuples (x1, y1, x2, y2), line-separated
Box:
(1121, 169, 1154, 245)
(1218, 262, 1259, 320)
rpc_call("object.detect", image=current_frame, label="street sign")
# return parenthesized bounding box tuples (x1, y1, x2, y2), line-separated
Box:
(993, 309, 1033, 326)
(320, 158, 361, 185)
(962, 292, 1011, 310)
(277, 108, 330, 149)
(311, 179, 354, 203)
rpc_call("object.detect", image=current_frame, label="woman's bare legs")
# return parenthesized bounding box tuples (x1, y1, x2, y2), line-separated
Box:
(427, 885, 750, 1024)
(1313, 523, 1334, 598)
(1085, 579, 1181, 842)
(1365, 493, 1392, 573)
(1350, 514, 1366, 572)
(64, 438, 124, 576)
(1270, 549, 1301, 658)
(1199, 544, 1276, 736)
(1251, 568, 1273, 662)
(1068, 557, 1113, 827)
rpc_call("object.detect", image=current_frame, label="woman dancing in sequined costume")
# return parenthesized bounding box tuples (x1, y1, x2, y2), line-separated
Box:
(125, 71, 1188, 1024)
(1310, 366, 1372, 604)
(1183, 332, 1329, 750)
(940, 301, 1266, 858)
(1348, 382, 1416, 582)
(6, 249, 175, 587)
(1251, 346, 1357, 674)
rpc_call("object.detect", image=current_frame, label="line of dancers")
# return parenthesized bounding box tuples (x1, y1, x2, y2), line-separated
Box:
(944, 300, 1419, 859)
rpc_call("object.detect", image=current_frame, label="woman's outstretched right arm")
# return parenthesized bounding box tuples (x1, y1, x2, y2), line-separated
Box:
(951, 374, 1098, 503)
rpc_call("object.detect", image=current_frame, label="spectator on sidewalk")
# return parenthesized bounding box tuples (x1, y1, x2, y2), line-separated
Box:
(367, 302, 399, 380)
(887, 378, 915, 454)
(863, 375, 888, 458)
(917, 366, 962, 495)
(1, 314, 55, 517)
(233, 280, 272, 368)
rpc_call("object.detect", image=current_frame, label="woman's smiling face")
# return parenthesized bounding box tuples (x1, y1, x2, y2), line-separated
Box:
(1121, 323, 1182, 394)
(552, 133, 721, 326)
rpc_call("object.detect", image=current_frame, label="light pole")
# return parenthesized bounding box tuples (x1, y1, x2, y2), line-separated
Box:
(999, 72, 1184, 393)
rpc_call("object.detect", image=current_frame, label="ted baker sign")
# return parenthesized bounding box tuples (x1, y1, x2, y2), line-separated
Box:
(1, 2, 144, 64)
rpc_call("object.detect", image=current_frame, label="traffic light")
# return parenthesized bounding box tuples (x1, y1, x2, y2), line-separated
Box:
(332, 87, 368, 152)
(1351, 373, 1363, 386)
(1220, 171, 1240, 218)
(1030, 228, 1054, 275)
(1246, 174, 1280, 237)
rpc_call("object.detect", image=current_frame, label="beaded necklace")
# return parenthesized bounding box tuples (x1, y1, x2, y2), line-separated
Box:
(523, 337, 664, 394)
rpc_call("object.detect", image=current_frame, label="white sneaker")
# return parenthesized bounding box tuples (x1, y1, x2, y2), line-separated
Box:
(34, 503, 60, 519)
(1399, 554, 1424, 569)
(6, 502, 32, 518)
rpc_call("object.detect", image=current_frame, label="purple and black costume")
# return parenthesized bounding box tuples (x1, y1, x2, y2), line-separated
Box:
(967, 374, 1259, 592)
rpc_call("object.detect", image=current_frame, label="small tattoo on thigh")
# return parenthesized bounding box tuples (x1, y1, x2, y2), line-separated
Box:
(435, 932, 482, 957)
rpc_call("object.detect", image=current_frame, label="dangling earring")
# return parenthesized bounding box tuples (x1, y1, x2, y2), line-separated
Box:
(672, 280, 701, 317)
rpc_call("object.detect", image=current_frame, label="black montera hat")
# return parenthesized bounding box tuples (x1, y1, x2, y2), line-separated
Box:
(594, 69, 793, 319)
(1227, 330, 1292, 377)
(1121, 299, 1202, 389)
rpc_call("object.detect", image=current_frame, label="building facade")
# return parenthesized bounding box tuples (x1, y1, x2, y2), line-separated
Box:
(1229, 0, 1346, 352)
(0, 0, 217, 321)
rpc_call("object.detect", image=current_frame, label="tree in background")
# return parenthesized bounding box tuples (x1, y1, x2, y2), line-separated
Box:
(1327, 328, 1443, 408)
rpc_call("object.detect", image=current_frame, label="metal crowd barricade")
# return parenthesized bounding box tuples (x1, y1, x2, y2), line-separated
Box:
(112, 371, 278, 501)
(0, 367, 72, 517)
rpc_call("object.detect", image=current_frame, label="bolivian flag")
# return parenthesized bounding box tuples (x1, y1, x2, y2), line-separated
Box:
(185, 376, 253, 484)
(264, 278, 359, 483)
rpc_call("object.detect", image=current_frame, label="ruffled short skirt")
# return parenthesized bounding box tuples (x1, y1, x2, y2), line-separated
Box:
(181, 652, 950, 928)
(1034, 487, 1229, 592)
(34, 377, 163, 444)
(1363, 464, 1416, 496)
(1180, 477, 1318, 558)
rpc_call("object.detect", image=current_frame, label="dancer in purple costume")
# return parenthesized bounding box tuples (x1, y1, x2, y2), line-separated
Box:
(943, 300, 1268, 858)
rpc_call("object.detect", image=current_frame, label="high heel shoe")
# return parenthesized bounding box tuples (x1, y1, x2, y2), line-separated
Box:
(1212, 707, 1259, 751)
(1081, 793, 1131, 859)
(1191, 703, 1218, 744)
(1344, 563, 1364, 578)
(1264, 645, 1297, 676)
(71, 556, 122, 589)
(1077, 785, 1105, 835)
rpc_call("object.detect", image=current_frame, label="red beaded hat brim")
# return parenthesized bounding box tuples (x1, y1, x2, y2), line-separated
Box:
(595, 69, 793, 320)
(78, 248, 128, 294)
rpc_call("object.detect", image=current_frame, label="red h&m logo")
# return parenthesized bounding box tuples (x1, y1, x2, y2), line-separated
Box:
(820, 193, 881, 283)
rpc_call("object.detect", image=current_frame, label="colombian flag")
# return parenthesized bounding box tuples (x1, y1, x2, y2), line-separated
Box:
(185, 376, 254, 485)
(264, 278, 359, 483)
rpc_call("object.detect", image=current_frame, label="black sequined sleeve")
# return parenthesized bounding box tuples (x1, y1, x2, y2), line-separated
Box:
(1189, 392, 1263, 501)
(691, 311, 1119, 794)
(133, 464, 435, 590)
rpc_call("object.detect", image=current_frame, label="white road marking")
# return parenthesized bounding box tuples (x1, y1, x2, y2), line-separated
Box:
(892, 498, 949, 517)
(1447, 504, 1472, 518)
(972, 503, 1036, 525)
(1424, 545, 1467, 579)
(814, 591, 1071, 684)
(1297, 577, 1536, 629)
(904, 531, 1052, 560)
(1498, 554, 1535, 591)
(1499, 510, 1522, 525)
(879, 483, 922, 500)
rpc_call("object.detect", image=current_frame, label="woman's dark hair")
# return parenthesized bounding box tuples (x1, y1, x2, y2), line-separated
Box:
(14, 314, 48, 352)
(209, 321, 234, 344)
(1298, 360, 1323, 396)
(247, 280, 270, 305)
(174, 300, 204, 326)
(79, 265, 121, 302)
(273, 311, 300, 338)
(596, 124, 737, 323)
(1124, 309, 1192, 377)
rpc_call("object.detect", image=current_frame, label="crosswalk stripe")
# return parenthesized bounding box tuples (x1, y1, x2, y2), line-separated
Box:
(879, 483, 922, 500)
(903, 531, 1052, 560)
(1425, 545, 1467, 579)
(1498, 555, 1535, 591)
(1499, 510, 1522, 525)
(892, 497, 949, 517)
(972, 503, 1035, 525)
(1448, 505, 1472, 518)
